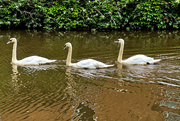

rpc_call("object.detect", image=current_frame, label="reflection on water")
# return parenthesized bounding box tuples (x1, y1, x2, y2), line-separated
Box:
(72, 102, 96, 121)
(160, 100, 180, 109)
(0, 30, 180, 121)
(66, 66, 116, 79)
(11, 64, 20, 94)
(164, 111, 180, 121)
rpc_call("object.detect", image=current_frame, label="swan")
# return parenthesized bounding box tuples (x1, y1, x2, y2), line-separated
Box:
(63, 42, 114, 69)
(7, 38, 56, 66)
(115, 39, 161, 65)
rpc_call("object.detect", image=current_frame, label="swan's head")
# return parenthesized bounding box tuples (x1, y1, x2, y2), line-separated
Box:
(7, 38, 17, 44)
(63, 42, 72, 50)
(114, 39, 124, 45)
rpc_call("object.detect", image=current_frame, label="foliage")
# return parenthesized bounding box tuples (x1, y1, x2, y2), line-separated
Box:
(0, 0, 179, 31)
(132, 0, 180, 29)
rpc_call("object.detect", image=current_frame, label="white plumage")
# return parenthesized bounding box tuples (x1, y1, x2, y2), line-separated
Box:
(17, 56, 56, 65)
(76, 59, 113, 68)
(123, 54, 161, 64)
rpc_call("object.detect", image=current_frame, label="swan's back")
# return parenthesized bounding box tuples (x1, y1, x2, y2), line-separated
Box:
(19, 56, 56, 65)
(77, 59, 114, 68)
(124, 54, 161, 64)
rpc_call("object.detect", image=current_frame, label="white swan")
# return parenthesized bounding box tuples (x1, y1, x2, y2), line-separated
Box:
(64, 42, 114, 69)
(115, 39, 161, 65)
(7, 38, 56, 66)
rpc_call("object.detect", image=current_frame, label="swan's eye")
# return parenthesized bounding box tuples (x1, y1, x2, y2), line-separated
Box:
(9, 39, 12, 41)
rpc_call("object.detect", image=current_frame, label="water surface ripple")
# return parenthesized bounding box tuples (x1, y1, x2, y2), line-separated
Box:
(0, 30, 179, 121)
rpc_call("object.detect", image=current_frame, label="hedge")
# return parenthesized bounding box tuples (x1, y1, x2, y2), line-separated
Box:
(0, 0, 180, 31)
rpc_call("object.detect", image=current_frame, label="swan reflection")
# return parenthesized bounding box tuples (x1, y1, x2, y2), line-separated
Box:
(66, 66, 116, 79)
(116, 63, 123, 77)
(20, 64, 59, 74)
(120, 64, 162, 83)
(22, 64, 58, 70)
(65, 67, 77, 99)
(11, 64, 59, 93)
(11, 64, 20, 93)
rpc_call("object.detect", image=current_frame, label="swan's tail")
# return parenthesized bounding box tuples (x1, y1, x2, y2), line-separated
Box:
(104, 64, 114, 68)
(42, 59, 56, 64)
(149, 59, 161, 64)
(96, 64, 114, 69)
(48, 60, 57, 63)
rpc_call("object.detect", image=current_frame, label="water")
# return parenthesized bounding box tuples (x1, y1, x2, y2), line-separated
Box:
(0, 30, 179, 121)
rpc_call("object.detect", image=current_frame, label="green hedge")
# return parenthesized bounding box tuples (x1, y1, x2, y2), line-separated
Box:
(0, 0, 180, 31)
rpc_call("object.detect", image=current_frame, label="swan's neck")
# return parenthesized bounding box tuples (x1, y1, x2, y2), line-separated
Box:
(118, 42, 124, 63)
(12, 41, 17, 63)
(66, 45, 72, 66)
